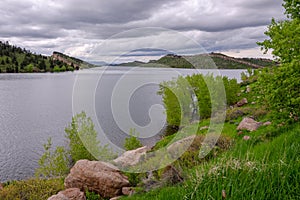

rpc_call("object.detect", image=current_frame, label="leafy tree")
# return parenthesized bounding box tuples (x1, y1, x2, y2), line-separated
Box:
(65, 112, 115, 163)
(256, 0, 300, 122)
(35, 138, 70, 178)
(258, 0, 300, 63)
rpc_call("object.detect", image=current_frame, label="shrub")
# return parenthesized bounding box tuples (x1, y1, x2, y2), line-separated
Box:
(124, 128, 143, 151)
(0, 178, 64, 200)
(65, 112, 116, 163)
(35, 138, 70, 178)
(85, 190, 100, 200)
(254, 61, 300, 122)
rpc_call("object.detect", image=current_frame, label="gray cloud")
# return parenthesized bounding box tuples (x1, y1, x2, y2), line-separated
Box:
(0, 0, 286, 61)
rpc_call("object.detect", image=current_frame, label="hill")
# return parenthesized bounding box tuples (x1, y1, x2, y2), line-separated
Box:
(117, 53, 277, 69)
(0, 41, 94, 73)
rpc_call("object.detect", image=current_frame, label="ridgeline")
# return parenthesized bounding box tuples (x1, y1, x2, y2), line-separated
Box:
(116, 53, 277, 69)
(0, 41, 94, 73)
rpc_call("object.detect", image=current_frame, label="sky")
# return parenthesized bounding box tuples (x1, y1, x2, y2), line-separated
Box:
(0, 0, 286, 63)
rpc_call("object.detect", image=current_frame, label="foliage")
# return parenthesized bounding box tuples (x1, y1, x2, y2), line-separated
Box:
(85, 190, 101, 200)
(256, 1, 300, 122)
(0, 178, 64, 200)
(65, 111, 116, 163)
(36, 112, 116, 178)
(258, 18, 300, 64)
(35, 138, 70, 178)
(124, 128, 143, 151)
(159, 74, 240, 130)
(254, 61, 300, 122)
(283, 0, 300, 20)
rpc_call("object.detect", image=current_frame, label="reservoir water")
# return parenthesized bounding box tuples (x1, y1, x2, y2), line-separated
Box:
(0, 67, 245, 182)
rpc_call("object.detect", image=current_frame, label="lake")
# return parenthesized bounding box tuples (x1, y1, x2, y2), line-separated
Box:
(0, 67, 245, 182)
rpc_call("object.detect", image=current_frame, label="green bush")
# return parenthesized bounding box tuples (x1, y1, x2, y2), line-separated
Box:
(85, 190, 100, 200)
(124, 128, 143, 151)
(35, 138, 70, 178)
(0, 178, 64, 200)
(254, 61, 300, 122)
(65, 111, 116, 163)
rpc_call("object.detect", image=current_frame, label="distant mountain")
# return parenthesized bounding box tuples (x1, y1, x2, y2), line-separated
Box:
(116, 53, 277, 69)
(0, 41, 95, 73)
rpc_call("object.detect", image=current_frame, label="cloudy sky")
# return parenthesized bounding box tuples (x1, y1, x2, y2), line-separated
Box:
(0, 0, 286, 63)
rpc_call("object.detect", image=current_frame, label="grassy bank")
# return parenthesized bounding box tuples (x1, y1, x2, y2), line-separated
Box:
(123, 124, 300, 199)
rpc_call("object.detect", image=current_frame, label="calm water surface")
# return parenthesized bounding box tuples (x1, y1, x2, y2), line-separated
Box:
(0, 67, 245, 182)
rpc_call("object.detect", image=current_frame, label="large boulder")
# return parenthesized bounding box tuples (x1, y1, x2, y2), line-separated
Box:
(237, 117, 261, 132)
(113, 146, 149, 167)
(65, 160, 130, 198)
(48, 188, 85, 200)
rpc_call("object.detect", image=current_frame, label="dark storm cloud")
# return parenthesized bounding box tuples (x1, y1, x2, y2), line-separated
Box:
(0, 0, 286, 59)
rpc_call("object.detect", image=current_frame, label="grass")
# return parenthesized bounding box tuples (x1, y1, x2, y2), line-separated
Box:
(122, 124, 300, 200)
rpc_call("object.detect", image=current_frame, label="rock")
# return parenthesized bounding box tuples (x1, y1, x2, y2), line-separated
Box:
(246, 86, 251, 93)
(167, 136, 195, 158)
(161, 165, 183, 185)
(110, 196, 123, 200)
(48, 193, 69, 200)
(65, 160, 130, 198)
(236, 98, 248, 107)
(243, 136, 251, 141)
(263, 121, 272, 126)
(48, 188, 85, 200)
(237, 117, 262, 132)
(122, 187, 135, 196)
(199, 126, 209, 131)
(113, 146, 149, 167)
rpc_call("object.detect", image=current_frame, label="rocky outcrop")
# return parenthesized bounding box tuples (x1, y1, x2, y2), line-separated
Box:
(64, 160, 130, 198)
(113, 146, 149, 167)
(237, 117, 262, 132)
(48, 188, 85, 200)
(236, 98, 248, 107)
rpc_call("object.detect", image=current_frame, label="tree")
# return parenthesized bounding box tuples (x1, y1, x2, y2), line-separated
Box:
(65, 112, 115, 163)
(283, 0, 300, 19)
(258, 0, 300, 64)
(256, 0, 300, 122)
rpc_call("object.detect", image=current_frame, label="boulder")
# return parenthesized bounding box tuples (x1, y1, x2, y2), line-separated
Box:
(237, 117, 261, 132)
(48, 188, 85, 200)
(236, 98, 248, 107)
(113, 146, 149, 167)
(65, 160, 130, 198)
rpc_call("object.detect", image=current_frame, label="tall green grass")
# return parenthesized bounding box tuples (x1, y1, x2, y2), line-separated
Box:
(123, 125, 300, 200)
